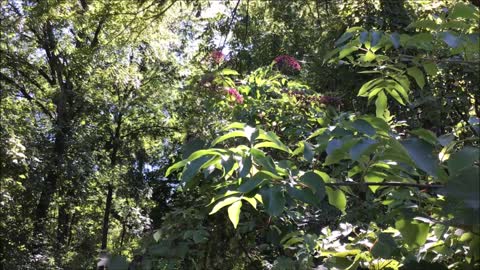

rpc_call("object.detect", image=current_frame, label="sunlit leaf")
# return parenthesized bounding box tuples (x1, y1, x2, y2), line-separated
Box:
(227, 201, 242, 228)
(326, 187, 347, 213)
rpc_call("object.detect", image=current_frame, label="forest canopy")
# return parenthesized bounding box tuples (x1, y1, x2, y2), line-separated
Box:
(0, 0, 479, 269)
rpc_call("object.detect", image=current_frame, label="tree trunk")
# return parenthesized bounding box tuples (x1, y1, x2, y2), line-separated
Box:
(100, 112, 122, 250)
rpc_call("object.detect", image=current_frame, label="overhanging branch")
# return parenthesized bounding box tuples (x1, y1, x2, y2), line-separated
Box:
(324, 182, 443, 189)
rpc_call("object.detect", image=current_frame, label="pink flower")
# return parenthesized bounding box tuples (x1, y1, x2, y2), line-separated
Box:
(274, 55, 301, 72)
(226, 88, 244, 104)
(211, 50, 225, 64)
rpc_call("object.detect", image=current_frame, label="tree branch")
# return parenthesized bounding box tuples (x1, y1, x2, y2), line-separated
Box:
(324, 182, 443, 189)
(0, 73, 55, 120)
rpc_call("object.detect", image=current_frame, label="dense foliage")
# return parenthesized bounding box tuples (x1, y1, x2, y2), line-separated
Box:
(1, 1, 479, 269)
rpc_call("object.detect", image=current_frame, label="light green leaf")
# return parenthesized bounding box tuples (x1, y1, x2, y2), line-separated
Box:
(385, 87, 405, 105)
(363, 51, 376, 62)
(242, 196, 257, 209)
(358, 79, 383, 97)
(220, 68, 240, 76)
(166, 160, 187, 176)
(422, 62, 438, 76)
(339, 46, 358, 59)
(395, 219, 429, 248)
(209, 196, 241, 215)
(211, 130, 246, 146)
(365, 171, 386, 193)
(254, 141, 290, 153)
(449, 2, 477, 20)
(326, 187, 347, 213)
(227, 201, 242, 228)
(257, 131, 289, 152)
(375, 90, 388, 118)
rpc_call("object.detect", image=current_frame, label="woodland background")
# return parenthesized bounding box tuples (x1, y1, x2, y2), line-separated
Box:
(1, 0, 479, 269)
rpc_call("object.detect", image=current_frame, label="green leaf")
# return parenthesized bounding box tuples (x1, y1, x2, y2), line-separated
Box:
(339, 46, 358, 59)
(359, 31, 369, 44)
(326, 187, 347, 213)
(371, 31, 382, 47)
(365, 171, 386, 193)
(211, 130, 246, 146)
(238, 174, 266, 193)
(441, 32, 460, 48)
(410, 129, 437, 145)
(371, 233, 398, 258)
(181, 155, 212, 183)
(220, 68, 240, 76)
(448, 146, 479, 176)
(422, 62, 438, 76)
(335, 32, 354, 46)
(363, 51, 376, 62)
(303, 142, 314, 162)
(391, 81, 409, 103)
(407, 67, 425, 89)
(254, 141, 290, 153)
(263, 186, 285, 216)
(244, 126, 258, 142)
(108, 256, 129, 270)
(166, 160, 187, 176)
(449, 2, 477, 20)
(390, 32, 400, 49)
(408, 19, 438, 30)
(385, 87, 405, 105)
(446, 166, 480, 214)
(299, 172, 326, 200)
(350, 138, 377, 161)
(358, 79, 383, 97)
(287, 186, 319, 206)
(326, 139, 343, 155)
(209, 196, 241, 215)
(375, 90, 388, 118)
(186, 149, 228, 161)
(153, 231, 161, 242)
(395, 219, 429, 248)
(367, 87, 384, 102)
(401, 138, 439, 177)
(352, 119, 376, 136)
(242, 196, 257, 209)
(255, 156, 277, 174)
(227, 201, 242, 228)
(238, 155, 252, 178)
(257, 131, 290, 152)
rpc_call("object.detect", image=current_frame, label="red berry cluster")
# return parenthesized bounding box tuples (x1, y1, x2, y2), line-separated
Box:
(274, 55, 301, 73)
(226, 88, 244, 104)
(211, 50, 225, 64)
